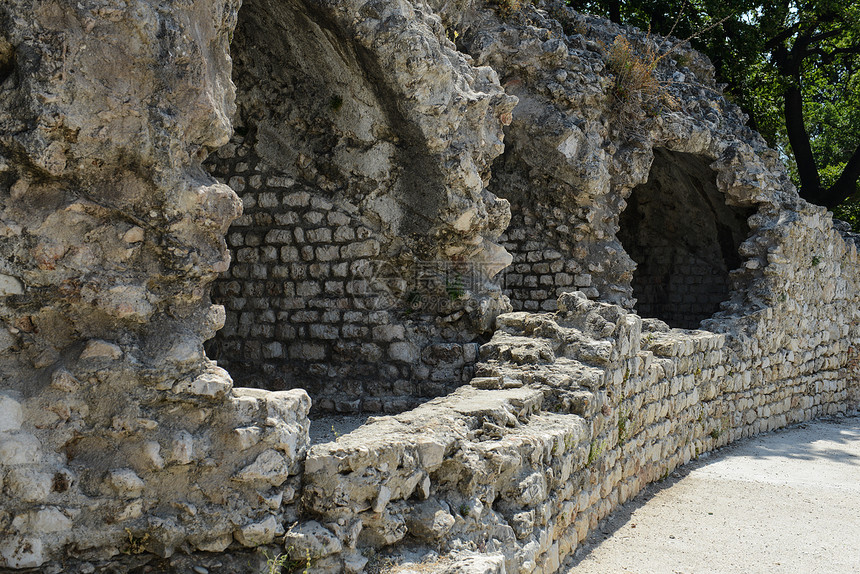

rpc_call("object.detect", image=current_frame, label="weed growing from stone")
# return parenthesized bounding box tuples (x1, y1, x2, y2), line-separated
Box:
(602, 2, 732, 125)
(617, 410, 633, 445)
(586, 438, 605, 466)
(491, 0, 529, 20)
(261, 547, 312, 574)
(122, 529, 150, 555)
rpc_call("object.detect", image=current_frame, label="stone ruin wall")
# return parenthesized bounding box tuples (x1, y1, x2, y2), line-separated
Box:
(0, 0, 858, 572)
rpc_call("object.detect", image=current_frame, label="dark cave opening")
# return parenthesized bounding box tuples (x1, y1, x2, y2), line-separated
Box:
(617, 148, 754, 329)
(202, 0, 484, 413)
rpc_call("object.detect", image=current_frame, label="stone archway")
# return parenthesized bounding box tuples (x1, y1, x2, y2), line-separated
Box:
(617, 148, 754, 329)
(202, 0, 512, 413)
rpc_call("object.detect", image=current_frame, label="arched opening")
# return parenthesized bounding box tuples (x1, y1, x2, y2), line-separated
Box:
(617, 148, 753, 329)
(202, 0, 491, 413)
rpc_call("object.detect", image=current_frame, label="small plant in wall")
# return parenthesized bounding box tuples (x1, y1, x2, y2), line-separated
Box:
(122, 529, 150, 555)
(586, 438, 605, 466)
(601, 2, 731, 122)
(603, 35, 676, 117)
(490, 0, 529, 20)
(617, 410, 634, 445)
(261, 547, 313, 574)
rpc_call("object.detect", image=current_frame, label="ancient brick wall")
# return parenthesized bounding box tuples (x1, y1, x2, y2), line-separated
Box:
(204, 130, 488, 413)
(500, 201, 598, 312)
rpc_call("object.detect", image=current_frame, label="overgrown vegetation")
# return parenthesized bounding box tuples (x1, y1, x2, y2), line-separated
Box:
(567, 0, 860, 229)
(603, 35, 673, 117)
(491, 0, 529, 20)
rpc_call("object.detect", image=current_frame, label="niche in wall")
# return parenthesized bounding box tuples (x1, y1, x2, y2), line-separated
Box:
(617, 148, 754, 329)
(202, 0, 489, 413)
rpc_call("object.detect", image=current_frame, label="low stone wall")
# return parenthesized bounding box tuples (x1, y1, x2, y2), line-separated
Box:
(301, 283, 859, 573)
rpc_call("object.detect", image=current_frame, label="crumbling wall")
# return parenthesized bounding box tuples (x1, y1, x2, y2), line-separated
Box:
(618, 148, 753, 328)
(296, 2, 860, 572)
(305, 281, 858, 573)
(203, 0, 516, 412)
(1, 0, 859, 572)
(0, 0, 313, 567)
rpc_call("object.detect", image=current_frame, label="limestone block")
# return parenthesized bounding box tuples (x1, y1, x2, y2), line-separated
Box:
(343, 550, 369, 573)
(233, 426, 263, 451)
(0, 535, 44, 569)
(390, 342, 419, 363)
(406, 500, 456, 541)
(142, 441, 165, 470)
(6, 468, 53, 502)
(106, 468, 145, 499)
(359, 507, 407, 546)
(0, 432, 41, 465)
(190, 533, 233, 553)
(0, 274, 24, 296)
(284, 521, 343, 560)
(233, 449, 291, 486)
(11, 507, 73, 533)
(170, 431, 195, 465)
(0, 393, 23, 432)
(172, 366, 233, 398)
(234, 515, 279, 547)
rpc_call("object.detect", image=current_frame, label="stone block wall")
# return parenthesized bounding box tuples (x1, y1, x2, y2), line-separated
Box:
(3, 0, 860, 571)
(302, 278, 859, 573)
(204, 134, 489, 413)
(499, 201, 600, 312)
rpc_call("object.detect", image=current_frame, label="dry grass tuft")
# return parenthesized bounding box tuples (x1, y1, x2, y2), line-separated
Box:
(603, 35, 677, 120)
(491, 0, 526, 20)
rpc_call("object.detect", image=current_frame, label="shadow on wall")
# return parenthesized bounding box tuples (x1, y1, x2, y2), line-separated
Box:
(203, 0, 497, 413)
(617, 148, 755, 329)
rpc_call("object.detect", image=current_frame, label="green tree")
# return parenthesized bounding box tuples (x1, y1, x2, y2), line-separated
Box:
(566, 0, 860, 228)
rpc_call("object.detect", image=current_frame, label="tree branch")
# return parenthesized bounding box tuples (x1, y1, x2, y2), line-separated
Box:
(823, 145, 860, 208)
(783, 82, 822, 201)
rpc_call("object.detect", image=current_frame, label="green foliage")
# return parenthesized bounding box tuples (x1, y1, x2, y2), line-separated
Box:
(586, 438, 605, 465)
(566, 0, 860, 222)
(261, 547, 312, 574)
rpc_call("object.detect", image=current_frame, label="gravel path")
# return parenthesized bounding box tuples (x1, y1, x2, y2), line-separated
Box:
(564, 415, 860, 574)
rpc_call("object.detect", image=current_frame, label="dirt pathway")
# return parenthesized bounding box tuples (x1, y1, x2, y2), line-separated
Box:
(564, 415, 860, 574)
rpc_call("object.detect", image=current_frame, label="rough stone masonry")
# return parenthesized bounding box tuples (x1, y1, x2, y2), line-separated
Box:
(0, 0, 857, 572)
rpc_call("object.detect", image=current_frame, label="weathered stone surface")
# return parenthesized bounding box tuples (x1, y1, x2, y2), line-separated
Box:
(234, 515, 279, 547)
(0, 392, 23, 432)
(0, 0, 312, 566)
(0, 0, 858, 572)
(283, 521, 343, 560)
